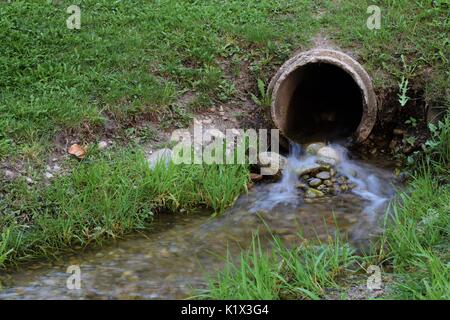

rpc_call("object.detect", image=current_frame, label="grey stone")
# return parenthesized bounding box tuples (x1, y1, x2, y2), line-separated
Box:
(3, 169, 15, 181)
(305, 142, 326, 155)
(316, 156, 337, 167)
(317, 146, 341, 163)
(98, 141, 109, 150)
(308, 178, 322, 187)
(305, 188, 325, 198)
(295, 163, 328, 177)
(316, 171, 331, 180)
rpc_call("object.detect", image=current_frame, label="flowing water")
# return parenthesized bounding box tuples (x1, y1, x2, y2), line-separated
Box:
(0, 144, 397, 299)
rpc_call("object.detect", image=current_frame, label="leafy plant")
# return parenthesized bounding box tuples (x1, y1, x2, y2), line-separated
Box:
(397, 55, 416, 107)
(405, 117, 417, 128)
(404, 135, 417, 147)
(251, 79, 272, 108)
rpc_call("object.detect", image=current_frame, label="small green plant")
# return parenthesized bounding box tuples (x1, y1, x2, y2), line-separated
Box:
(251, 79, 272, 108)
(404, 135, 417, 147)
(405, 117, 417, 128)
(397, 55, 416, 107)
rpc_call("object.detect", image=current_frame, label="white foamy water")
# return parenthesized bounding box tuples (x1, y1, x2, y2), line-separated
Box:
(250, 143, 395, 221)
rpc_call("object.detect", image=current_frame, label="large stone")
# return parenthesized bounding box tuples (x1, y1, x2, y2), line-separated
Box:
(295, 163, 328, 177)
(257, 151, 287, 176)
(148, 148, 173, 169)
(316, 171, 331, 180)
(316, 156, 337, 167)
(317, 146, 341, 163)
(305, 188, 325, 198)
(308, 178, 322, 187)
(305, 142, 326, 155)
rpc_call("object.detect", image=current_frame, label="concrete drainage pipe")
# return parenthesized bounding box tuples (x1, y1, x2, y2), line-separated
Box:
(268, 49, 377, 144)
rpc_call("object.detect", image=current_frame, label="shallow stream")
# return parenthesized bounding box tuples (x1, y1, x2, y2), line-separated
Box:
(0, 144, 396, 299)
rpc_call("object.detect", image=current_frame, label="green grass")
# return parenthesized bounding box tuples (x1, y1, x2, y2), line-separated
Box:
(0, 149, 249, 267)
(0, 0, 318, 159)
(381, 113, 450, 299)
(2, 1, 448, 160)
(202, 234, 358, 300)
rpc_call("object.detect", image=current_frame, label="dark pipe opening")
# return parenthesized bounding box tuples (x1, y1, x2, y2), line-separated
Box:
(284, 62, 363, 143)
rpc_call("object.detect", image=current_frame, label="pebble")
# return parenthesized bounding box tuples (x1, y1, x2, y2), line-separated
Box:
(316, 156, 337, 167)
(98, 141, 109, 150)
(308, 178, 322, 187)
(4, 169, 15, 181)
(44, 172, 54, 179)
(296, 183, 308, 190)
(317, 146, 341, 163)
(316, 171, 331, 180)
(305, 188, 325, 198)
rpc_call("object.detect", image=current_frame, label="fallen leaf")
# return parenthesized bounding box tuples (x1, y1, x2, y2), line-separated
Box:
(68, 144, 86, 159)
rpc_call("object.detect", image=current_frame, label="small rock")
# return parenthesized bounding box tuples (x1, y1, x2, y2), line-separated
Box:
(250, 173, 263, 182)
(323, 179, 333, 187)
(340, 184, 349, 192)
(98, 141, 109, 150)
(316, 171, 331, 180)
(317, 146, 340, 163)
(296, 183, 308, 190)
(295, 163, 328, 177)
(3, 169, 16, 181)
(316, 156, 337, 167)
(393, 128, 406, 136)
(337, 176, 348, 184)
(308, 178, 322, 187)
(44, 172, 54, 179)
(25, 177, 34, 185)
(305, 142, 326, 155)
(305, 188, 325, 198)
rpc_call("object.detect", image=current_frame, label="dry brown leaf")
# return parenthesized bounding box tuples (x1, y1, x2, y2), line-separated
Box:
(68, 144, 86, 159)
